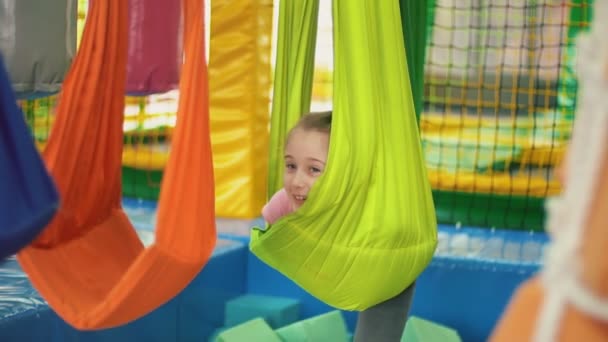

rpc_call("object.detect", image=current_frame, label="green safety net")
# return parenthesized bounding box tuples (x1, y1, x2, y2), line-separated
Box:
(420, 0, 594, 231)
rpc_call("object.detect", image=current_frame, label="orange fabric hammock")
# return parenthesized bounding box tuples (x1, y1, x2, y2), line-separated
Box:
(16, 0, 216, 330)
(490, 157, 608, 341)
(490, 277, 608, 341)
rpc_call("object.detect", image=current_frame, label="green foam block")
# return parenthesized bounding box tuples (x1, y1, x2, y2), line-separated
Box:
(275, 310, 349, 342)
(225, 294, 300, 329)
(215, 318, 282, 342)
(208, 327, 229, 342)
(401, 316, 462, 342)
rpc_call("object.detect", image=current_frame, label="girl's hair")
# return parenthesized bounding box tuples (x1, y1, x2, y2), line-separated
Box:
(288, 110, 332, 137)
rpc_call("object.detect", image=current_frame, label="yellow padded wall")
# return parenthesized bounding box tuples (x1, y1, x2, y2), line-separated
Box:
(209, 0, 273, 218)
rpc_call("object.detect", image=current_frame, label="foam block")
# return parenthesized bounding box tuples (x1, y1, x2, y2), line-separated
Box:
(214, 318, 282, 342)
(275, 310, 349, 342)
(225, 295, 300, 329)
(208, 327, 229, 342)
(401, 316, 462, 342)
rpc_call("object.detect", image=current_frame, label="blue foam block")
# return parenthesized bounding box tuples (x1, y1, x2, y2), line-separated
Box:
(225, 294, 300, 329)
(177, 239, 248, 342)
(409, 225, 544, 342)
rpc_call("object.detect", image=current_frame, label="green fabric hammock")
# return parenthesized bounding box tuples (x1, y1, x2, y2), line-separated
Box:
(250, 0, 437, 311)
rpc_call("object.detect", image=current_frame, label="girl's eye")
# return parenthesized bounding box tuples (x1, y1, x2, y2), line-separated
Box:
(310, 167, 322, 174)
(285, 163, 296, 170)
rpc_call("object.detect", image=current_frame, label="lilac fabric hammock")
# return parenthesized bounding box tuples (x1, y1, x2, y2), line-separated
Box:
(125, 0, 182, 95)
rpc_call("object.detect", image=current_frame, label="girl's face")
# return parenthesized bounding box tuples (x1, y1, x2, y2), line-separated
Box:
(283, 128, 329, 210)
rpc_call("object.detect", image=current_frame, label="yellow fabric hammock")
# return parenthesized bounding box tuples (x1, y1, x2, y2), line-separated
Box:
(250, 0, 438, 311)
(17, 0, 216, 330)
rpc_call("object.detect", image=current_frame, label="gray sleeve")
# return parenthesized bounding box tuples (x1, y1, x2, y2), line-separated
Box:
(353, 282, 416, 342)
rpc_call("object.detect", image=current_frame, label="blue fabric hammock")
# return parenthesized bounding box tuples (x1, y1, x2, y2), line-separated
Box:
(0, 55, 58, 259)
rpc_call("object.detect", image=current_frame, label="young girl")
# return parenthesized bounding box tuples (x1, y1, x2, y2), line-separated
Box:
(262, 110, 416, 342)
(262, 111, 331, 222)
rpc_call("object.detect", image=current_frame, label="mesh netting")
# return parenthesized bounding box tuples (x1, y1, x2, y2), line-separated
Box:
(422, 0, 592, 231)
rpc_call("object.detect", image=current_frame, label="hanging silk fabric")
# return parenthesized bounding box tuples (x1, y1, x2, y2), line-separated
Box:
(399, 0, 428, 121)
(125, 0, 181, 94)
(85, 0, 181, 95)
(491, 2, 608, 340)
(17, 0, 215, 330)
(264, 0, 319, 195)
(0, 55, 58, 259)
(250, 0, 438, 311)
(0, 0, 77, 97)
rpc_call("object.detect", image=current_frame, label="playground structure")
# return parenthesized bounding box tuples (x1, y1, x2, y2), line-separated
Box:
(19, 0, 592, 231)
(0, 1, 599, 341)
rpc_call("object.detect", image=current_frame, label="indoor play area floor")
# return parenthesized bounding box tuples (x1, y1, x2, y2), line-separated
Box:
(0, 198, 549, 342)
